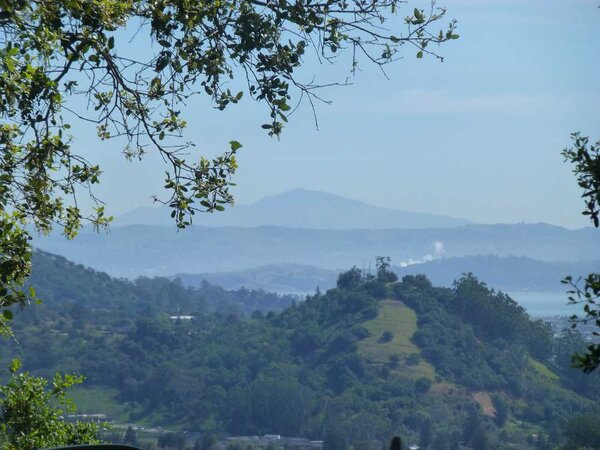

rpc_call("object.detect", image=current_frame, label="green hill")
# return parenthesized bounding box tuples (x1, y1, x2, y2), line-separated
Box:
(4, 252, 600, 450)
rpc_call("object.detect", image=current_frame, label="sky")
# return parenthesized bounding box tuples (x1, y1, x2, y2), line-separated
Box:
(73, 0, 600, 228)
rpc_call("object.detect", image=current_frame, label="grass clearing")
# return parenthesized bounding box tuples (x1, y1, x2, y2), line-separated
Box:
(528, 358, 559, 382)
(68, 386, 137, 423)
(358, 300, 435, 379)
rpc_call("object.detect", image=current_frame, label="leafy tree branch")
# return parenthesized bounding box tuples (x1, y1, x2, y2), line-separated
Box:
(562, 132, 600, 373)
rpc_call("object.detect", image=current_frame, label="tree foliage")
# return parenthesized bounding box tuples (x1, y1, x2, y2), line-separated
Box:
(376, 256, 398, 283)
(0, 0, 457, 331)
(0, 359, 100, 450)
(562, 133, 600, 373)
(561, 414, 600, 450)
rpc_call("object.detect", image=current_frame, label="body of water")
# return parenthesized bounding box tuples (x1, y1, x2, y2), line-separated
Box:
(507, 291, 579, 318)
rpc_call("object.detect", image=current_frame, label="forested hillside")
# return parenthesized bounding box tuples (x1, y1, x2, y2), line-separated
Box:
(3, 252, 599, 450)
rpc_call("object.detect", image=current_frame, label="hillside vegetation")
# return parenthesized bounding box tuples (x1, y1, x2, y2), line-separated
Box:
(2, 252, 599, 450)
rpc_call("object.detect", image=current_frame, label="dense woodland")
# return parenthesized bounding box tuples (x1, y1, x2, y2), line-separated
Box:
(2, 251, 599, 450)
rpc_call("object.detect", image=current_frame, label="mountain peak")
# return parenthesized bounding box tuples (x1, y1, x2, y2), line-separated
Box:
(116, 189, 471, 230)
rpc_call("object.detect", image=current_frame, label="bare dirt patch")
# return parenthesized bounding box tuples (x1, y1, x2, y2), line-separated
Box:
(473, 392, 496, 417)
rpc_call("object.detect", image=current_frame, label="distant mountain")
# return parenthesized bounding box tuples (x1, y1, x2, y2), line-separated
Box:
(394, 255, 600, 291)
(175, 264, 340, 294)
(175, 255, 600, 295)
(116, 188, 472, 229)
(33, 223, 600, 278)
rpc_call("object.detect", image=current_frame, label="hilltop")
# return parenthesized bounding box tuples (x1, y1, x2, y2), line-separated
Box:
(116, 189, 471, 229)
(6, 252, 599, 449)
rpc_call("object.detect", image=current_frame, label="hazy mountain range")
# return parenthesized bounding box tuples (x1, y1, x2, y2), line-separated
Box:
(116, 188, 472, 229)
(175, 264, 340, 293)
(32, 189, 598, 290)
(34, 223, 598, 278)
(394, 255, 599, 292)
(176, 255, 600, 294)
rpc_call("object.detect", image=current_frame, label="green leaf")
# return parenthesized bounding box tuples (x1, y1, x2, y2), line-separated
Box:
(10, 358, 21, 374)
(416, 51, 423, 59)
(229, 141, 243, 151)
(2, 309, 13, 320)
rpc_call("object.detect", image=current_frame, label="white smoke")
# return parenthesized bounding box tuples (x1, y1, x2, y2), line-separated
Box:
(432, 240, 445, 255)
(398, 241, 445, 267)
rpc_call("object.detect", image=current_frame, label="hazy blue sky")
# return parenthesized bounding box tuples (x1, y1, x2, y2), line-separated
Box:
(75, 0, 599, 228)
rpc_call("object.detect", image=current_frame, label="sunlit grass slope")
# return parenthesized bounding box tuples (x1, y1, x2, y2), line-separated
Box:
(358, 299, 435, 379)
(69, 386, 134, 423)
(528, 357, 560, 382)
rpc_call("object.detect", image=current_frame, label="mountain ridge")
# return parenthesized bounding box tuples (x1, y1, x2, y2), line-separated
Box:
(115, 188, 472, 229)
(175, 255, 600, 294)
(33, 223, 600, 278)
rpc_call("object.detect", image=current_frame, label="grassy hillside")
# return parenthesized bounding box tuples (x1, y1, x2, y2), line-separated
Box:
(68, 387, 133, 423)
(357, 300, 435, 379)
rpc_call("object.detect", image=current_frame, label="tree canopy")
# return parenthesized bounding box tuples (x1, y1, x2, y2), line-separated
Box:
(562, 133, 600, 373)
(0, 0, 457, 331)
(0, 359, 100, 450)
